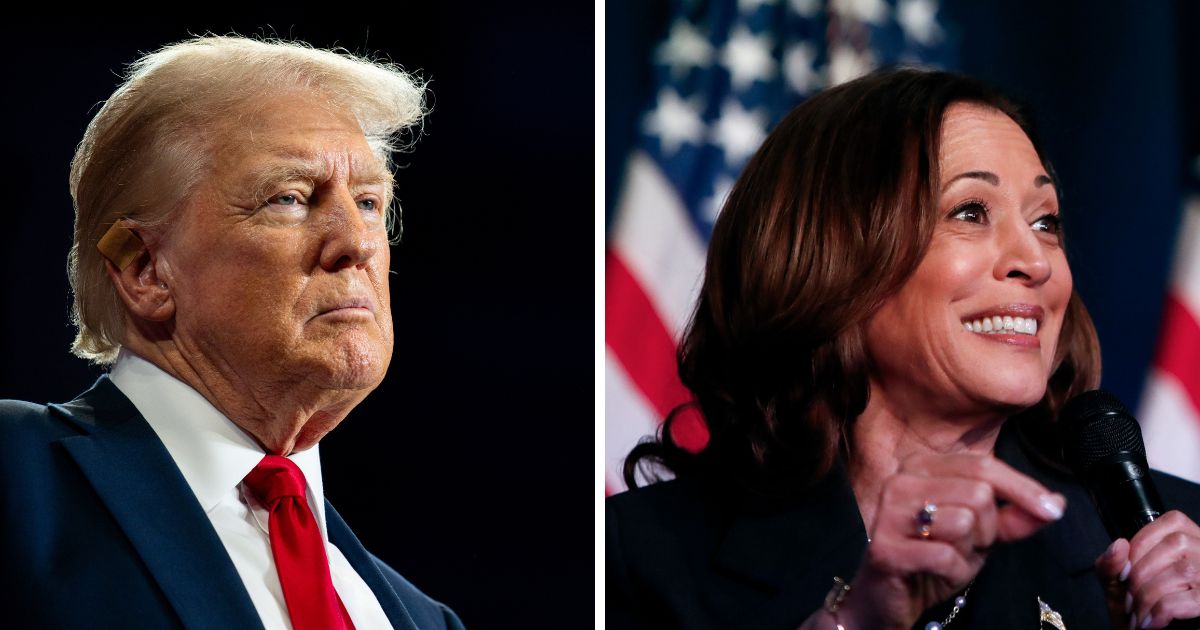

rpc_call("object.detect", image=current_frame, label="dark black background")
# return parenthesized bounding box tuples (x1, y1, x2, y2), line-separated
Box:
(2, 9, 592, 628)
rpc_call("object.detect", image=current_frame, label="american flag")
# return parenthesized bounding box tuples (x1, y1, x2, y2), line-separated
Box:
(1140, 157, 1200, 484)
(605, 0, 955, 493)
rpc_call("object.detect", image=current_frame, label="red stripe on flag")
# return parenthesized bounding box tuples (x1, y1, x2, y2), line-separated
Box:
(604, 248, 690, 417)
(605, 249, 708, 452)
(1155, 293, 1200, 416)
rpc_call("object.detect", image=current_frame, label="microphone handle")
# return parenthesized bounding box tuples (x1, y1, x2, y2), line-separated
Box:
(1090, 455, 1165, 541)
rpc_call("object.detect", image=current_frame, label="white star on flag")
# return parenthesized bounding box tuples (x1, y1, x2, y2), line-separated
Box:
(642, 88, 705, 156)
(897, 0, 943, 46)
(713, 99, 768, 167)
(789, 0, 823, 18)
(655, 21, 714, 80)
(830, 0, 889, 24)
(721, 25, 777, 90)
(703, 175, 736, 223)
(784, 42, 824, 95)
(828, 44, 876, 85)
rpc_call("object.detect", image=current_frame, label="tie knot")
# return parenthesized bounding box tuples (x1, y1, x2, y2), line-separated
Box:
(243, 455, 308, 506)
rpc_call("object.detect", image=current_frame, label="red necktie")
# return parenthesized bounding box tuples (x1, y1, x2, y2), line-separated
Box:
(243, 455, 356, 630)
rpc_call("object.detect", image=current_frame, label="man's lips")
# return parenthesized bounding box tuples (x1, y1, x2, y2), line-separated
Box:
(316, 296, 374, 318)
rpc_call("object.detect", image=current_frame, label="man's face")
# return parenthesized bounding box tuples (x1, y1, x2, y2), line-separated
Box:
(158, 97, 394, 396)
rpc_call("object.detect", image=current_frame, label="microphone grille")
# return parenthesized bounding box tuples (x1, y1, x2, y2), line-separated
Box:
(1060, 390, 1147, 473)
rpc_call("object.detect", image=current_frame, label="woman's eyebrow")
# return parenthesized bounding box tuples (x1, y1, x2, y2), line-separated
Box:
(942, 170, 998, 190)
(941, 170, 1056, 191)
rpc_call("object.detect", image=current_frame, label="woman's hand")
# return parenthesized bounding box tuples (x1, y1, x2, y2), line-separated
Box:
(1095, 511, 1200, 629)
(835, 453, 1066, 630)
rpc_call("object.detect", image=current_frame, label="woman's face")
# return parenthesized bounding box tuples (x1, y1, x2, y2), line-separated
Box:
(864, 103, 1071, 419)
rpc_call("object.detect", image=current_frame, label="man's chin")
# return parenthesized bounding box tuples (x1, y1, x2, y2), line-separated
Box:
(304, 340, 391, 392)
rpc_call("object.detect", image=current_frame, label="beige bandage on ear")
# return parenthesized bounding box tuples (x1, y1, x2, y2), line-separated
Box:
(96, 222, 145, 270)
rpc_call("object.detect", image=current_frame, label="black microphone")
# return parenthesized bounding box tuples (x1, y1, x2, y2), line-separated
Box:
(1060, 389, 1164, 541)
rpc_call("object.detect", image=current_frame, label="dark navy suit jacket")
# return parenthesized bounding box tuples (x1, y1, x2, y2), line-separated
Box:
(0, 376, 464, 629)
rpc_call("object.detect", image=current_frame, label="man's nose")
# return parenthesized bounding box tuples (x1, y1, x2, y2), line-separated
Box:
(318, 189, 382, 272)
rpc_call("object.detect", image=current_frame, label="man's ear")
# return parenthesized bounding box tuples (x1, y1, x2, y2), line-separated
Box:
(103, 228, 175, 323)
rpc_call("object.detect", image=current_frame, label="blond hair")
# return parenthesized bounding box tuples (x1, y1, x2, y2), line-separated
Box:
(68, 35, 426, 363)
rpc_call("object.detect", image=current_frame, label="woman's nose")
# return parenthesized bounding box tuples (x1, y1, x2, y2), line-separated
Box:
(994, 217, 1052, 286)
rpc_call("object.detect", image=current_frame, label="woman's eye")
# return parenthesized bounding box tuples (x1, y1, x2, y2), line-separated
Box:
(950, 201, 988, 224)
(1032, 213, 1062, 234)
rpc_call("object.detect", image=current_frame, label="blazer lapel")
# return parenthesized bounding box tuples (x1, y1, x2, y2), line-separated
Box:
(712, 463, 869, 628)
(995, 426, 1111, 577)
(325, 501, 421, 630)
(52, 377, 262, 630)
(963, 424, 1114, 628)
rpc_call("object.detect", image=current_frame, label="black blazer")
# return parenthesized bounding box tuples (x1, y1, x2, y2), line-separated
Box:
(0, 376, 464, 629)
(607, 424, 1200, 629)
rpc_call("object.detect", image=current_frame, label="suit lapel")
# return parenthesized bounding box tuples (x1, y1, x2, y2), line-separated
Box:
(964, 424, 1114, 628)
(325, 501, 420, 630)
(712, 463, 869, 628)
(53, 377, 262, 630)
(995, 426, 1110, 577)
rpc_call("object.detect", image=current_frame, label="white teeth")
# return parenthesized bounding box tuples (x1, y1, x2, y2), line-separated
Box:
(962, 315, 1039, 336)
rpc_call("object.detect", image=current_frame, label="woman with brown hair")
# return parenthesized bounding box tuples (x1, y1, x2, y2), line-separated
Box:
(607, 68, 1200, 629)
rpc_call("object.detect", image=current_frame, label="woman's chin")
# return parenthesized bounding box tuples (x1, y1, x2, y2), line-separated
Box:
(975, 382, 1048, 414)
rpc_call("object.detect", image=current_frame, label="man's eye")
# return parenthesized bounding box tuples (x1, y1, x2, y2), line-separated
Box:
(357, 198, 377, 211)
(271, 194, 300, 206)
(950, 200, 989, 224)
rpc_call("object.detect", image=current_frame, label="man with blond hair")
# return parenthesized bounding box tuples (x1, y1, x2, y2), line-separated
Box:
(0, 36, 463, 629)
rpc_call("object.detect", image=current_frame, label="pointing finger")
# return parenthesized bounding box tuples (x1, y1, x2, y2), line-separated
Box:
(903, 453, 1065, 525)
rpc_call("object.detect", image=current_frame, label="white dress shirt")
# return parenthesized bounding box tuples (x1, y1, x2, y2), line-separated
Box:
(109, 350, 394, 630)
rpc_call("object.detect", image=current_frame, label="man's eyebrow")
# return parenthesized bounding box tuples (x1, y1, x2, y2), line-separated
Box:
(246, 162, 321, 204)
(940, 170, 1057, 191)
(346, 150, 395, 185)
(245, 153, 394, 203)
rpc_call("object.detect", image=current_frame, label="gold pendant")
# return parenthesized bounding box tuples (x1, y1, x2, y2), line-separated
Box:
(1037, 597, 1066, 630)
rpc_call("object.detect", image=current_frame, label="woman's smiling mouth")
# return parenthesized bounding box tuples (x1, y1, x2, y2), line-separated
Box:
(960, 304, 1044, 346)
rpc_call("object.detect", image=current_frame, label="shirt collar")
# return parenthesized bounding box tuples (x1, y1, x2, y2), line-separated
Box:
(108, 350, 328, 534)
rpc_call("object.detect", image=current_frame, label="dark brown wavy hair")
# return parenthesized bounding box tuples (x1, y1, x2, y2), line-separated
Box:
(624, 68, 1101, 495)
